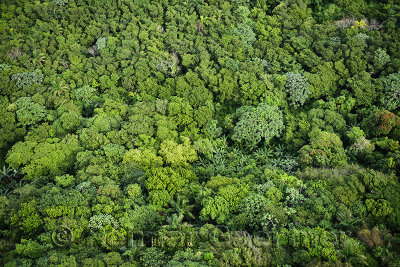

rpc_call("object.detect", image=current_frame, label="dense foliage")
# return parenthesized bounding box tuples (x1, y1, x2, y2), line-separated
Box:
(1, 0, 400, 266)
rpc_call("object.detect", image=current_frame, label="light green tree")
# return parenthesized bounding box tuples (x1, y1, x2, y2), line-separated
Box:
(232, 103, 284, 149)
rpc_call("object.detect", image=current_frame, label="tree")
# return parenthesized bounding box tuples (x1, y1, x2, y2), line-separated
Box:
(2, 0, 400, 265)
(155, 115, 178, 142)
(0, 98, 25, 149)
(14, 97, 47, 127)
(6, 135, 81, 180)
(146, 167, 195, 207)
(10, 199, 43, 235)
(200, 176, 250, 224)
(119, 205, 161, 234)
(53, 0, 69, 7)
(372, 48, 390, 72)
(347, 127, 375, 158)
(96, 37, 108, 50)
(347, 72, 377, 107)
(159, 137, 198, 167)
(362, 110, 400, 136)
(305, 62, 339, 99)
(140, 247, 166, 267)
(307, 108, 347, 135)
(277, 227, 337, 261)
(11, 70, 43, 89)
(168, 97, 194, 127)
(365, 199, 392, 218)
(299, 129, 347, 167)
(74, 85, 102, 114)
(167, 195, 195, 221)
(232, 103, 284, 149)
(15, 239, 45, 259)
(123, 148, 163, 170)
(53, 110, 83, 135)
(381, 71, 400, 111)
(285, 72, 310, 108)
(233, 23, 256, 48)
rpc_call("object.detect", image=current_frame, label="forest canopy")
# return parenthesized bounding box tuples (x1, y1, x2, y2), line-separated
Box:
(1, 0, 400, 266)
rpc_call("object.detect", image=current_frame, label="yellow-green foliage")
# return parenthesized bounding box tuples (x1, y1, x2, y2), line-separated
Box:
(159, 137, 198, 167)
(352, 19, 367, 28)
(146, 167, 195, 207)
(11, 199, 43, 234)
(201, 176, 250, 223)
(6, 135, 81, 180)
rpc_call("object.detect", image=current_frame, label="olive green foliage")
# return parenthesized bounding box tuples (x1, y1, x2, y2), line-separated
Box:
(10, 199, 43, 235)
(74, 85, 102, 113)
(159, 137, 198, 167)
(2, 0, 400, 265)
(347, 127, 375, 157)
(15, 239, 46, 259)
(96, 37, 107, 50)
(277, 227, 337, 261)
(200, 175, 250, 224)
(89, 214, 119, 231)
(146, 167, 195, 207)
(53, 110, 83, 135)
(140, 247, 166, 267)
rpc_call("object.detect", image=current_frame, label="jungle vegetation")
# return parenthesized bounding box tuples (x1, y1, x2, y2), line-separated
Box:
(1, 0, 400, 266)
